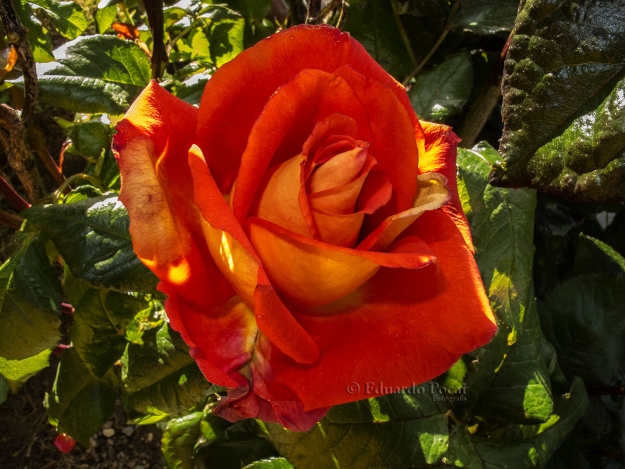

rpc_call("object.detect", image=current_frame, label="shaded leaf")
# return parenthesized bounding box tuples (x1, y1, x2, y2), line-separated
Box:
(0, 348, 51, 392)
(409, 51, 473, 122)
(29, 0, 89, 39)
(197, 419, 278, 469)
(0, 375, 8, 404)
(67, 274, 153, 379)
(456, 143, 553, 423)
(491, 0, 625, 203)
(24, 195, 158, 293)
(56, 118, 111, 159)
(538, 274, 625, 387)
(46, 348, 118, 447)
(0, 231, 61, 361)
(38, 35, 151, 114)
(122, 323, 211, 421)
(452, 0, 519, 35)
(344, 0, 415, 80)
(260, 391, 449, 469)
(161, 411, 203, 469)
(445, 378, 588, 468)
(571, 234, 625, 277)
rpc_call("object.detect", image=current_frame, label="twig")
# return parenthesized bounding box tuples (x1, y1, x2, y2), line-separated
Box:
(143, 0, 166, 80)
(458, 33, 512, 148)
(401, 0, 462, 87)
(0, 209, 24, 229)
(391, 0, 416, 68)
(27, 125, 65, 186)
(305, 0, 321, 23)
(0, 173, 30, 211)
(0, 0, 45, 202)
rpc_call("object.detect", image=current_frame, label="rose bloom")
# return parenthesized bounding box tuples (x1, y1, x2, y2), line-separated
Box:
(113, 25, 496, 431)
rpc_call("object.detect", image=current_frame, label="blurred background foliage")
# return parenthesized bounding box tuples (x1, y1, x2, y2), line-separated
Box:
(0, 0, 624, 468)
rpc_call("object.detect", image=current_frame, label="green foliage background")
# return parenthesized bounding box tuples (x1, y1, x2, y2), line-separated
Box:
(0, 0, 624, 467)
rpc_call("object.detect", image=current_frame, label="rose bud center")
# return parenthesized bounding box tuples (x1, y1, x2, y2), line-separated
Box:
(250, 126, 391, 248)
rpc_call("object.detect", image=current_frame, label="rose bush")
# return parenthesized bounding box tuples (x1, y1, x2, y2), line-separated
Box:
(113, 24, 497, 431)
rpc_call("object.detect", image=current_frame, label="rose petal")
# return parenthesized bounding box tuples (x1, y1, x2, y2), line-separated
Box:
(246, 217, 435, 307)
(196, 25, 415, 192)
(358, 172, 451, 252)
(188, 145, 320, 365)
(231, 69, 371, 223)
(113, 81, 232, 307)
(266, 210, 497, 410)
(332, 65, 420, 232)
(307, 143, 368, 193)
(418, 121, 474, 252)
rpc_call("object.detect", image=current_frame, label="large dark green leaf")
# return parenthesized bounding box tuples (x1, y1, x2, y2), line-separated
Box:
(45, 348, 118, 447)
(24, 195, 158, 293)
(455, 143, 553, 423)
(491, 0, 625, 203)
(444, 378, 588, 468)
(409, 51, 473, 122)
(344, 0, 415, 80)
(538, 274, 625, 387)
(161, 411, 204, 469)
(243, 459, 293, 469)
(38, 35, 151, 114)
(0, 375, 7, 405)
(451, 0, 519, 35)
(122, 323, 211, 422)
(0, 348, 51, 392)
(67, 273, 153, 379)
(196, 419, 279, 469)
(29, 0, 88, 39)
(0, 231, 62, 360)
(260, 391, 449, 469)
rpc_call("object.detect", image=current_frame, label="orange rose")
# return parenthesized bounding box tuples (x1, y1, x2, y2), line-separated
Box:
(113, 25, 496, 431)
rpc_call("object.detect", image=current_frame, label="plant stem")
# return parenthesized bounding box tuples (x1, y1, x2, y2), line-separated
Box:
(0, 173, 30, 211)
(0, 0, 45, 203)
(305, 0, 321, 23)
(0, 209, 24, 229)
(401, 0, 461, 87)
(458, 33, 512, 148)
(391, 0, 416, 68)
(143, 0, 166, 80)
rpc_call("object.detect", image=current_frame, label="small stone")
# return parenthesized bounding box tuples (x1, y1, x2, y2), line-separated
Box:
(102, 428, 115, 438)
(146, 433, 153, 442)
(136, 466, 145, 469)
(102, 421, 113, 429)
(89, 437, 98, 448)
(122, 426, 134, 436)
(107, 438, 114, 445)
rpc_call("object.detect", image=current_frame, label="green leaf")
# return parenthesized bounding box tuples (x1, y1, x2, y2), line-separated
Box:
(24, 195, 158, 293)
(452, 0, 519, 35)
(46, 348, 118, 447)
(197, 419, 278, 469)
(409, 51, 473, 122)
(570, 234, 625, 277)
(344, 0, 415, 80)
(243, 459, 294, 469)
(538, 274, 625, 387)
(122, 323, 211, 421)
(38, 36, 151, 114)
(161, 411, 204, 469)
(29, 0, 89, 39)
(14, 0, 54, 62)
(491, 0, 625, 203)
(67, 274, 153, 379)
(0, 348, 52, 392)
(95, 4, 118, 33)
(0, 231, 62, 361)
(456, 143, 553, 423)
(445, 378, 587, 468)
(260, 391, 449, 468)
(201, 6, 245, 68)
(56, 118, 111, 159)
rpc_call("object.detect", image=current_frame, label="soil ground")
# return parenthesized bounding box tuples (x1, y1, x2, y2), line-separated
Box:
(0, 363, 167, 469)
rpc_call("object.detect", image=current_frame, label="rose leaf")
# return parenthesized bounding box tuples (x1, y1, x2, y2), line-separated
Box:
(451, 0, 520, 36)
(491, 0, 625, 203)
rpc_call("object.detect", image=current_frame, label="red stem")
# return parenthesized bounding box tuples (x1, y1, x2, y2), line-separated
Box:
(0, 173, 30, 211)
